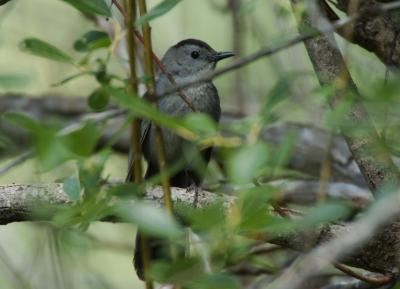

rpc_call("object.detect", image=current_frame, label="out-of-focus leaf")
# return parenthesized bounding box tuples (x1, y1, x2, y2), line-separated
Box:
(107, 86, 196, 139)
(73, 31, 111, 52)
(62, 122, 101, 157)
(227, 142, 270, 184)
(295, 202, 351, 229)
(61, 0, 111, 16)
(4, 112, 101, 169)
(36, 130, 72, 169)
(63, 176, 81, 201)
(237, 186, 278, 231)
(116, 202, 183, 238)
(135, 0, 182, 26)
(3, 112, 42, 131)
(0, 74, 30, 88)
(20, 38, 74, 64)
(258, 132, 297, 179)
(108, 183, 143, 198)
(35, 129, 73, 170)
(78, 150, 110, 196)
(58, 229, 91, 250)
(183, 113, 218, 137)
(383, 125, 400, 157)
(150, 257, 203, 284)
(88, 87, 110, 111)
(177, 201, 225, 232)
(4, 112, 70, 169)
(0, 134, 11, 149)
(188, 273, 242, 289)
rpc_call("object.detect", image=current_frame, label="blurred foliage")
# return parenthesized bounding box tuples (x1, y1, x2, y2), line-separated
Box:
(0, 0, 399, 289)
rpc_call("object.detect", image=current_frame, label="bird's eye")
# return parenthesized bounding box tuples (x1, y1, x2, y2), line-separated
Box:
(191, 51, 200, 59)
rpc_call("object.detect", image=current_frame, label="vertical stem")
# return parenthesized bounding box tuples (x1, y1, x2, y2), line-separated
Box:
(126, 0, 143, 184)
(125, 1, 152, 289)
(228, 0, 246, 114)
(137, 2, 178, 287)
(138, 0, 174, 216)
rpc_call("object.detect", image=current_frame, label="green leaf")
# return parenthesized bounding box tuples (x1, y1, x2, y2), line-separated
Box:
(238, 186, 278, 230)
(3, 112, 42, 131)
(177, 201, 225, 232)
(150, 258, 203, 284)
(78, 151, 110, 196)
(135, 0, 182, 26)
(61, 122, 101, 157)
(0, 74, 30, 88)
(63, 176, 81, 201)
(20, 38, 74, 64)
(88, 87, 110, 111)
(295, 202, 351, 229)
(73, 31, 111, 52)
(227, 142, 270, 184)
(4, 113, 101, 169)
(36, 130, 72, 170)
(108, 183, 143, 198)
(188, 273, 242, 289)
(182, 113, 218, 137)
(61, 0, 111, 17)
(107, 86, 196, 139)
(116, 202, 183, 238)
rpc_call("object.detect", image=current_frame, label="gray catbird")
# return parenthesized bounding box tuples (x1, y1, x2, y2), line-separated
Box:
(126, 38, 234, 280)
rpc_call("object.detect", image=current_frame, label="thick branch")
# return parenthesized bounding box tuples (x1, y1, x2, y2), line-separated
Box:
(331, 0, 400, 68)
(0, 183, 397, 274)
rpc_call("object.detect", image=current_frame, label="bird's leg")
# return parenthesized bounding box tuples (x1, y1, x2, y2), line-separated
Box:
(186, 181, 202, 208)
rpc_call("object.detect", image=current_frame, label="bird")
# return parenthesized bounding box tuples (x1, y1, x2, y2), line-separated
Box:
(126, 38, 234, 281)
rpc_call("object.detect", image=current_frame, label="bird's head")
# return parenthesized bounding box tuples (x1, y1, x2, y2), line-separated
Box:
(161, 39, 234, 80)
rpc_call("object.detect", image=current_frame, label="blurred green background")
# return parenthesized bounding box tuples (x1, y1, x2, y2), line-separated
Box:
(0, 0, 388, 288)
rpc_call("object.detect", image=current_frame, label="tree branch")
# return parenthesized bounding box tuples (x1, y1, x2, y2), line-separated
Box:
(0, 183, 398, 276)
(327, 0, 400, 69)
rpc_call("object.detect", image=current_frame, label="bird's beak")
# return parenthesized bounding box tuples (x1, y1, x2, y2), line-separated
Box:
(213, 51, 235, 62)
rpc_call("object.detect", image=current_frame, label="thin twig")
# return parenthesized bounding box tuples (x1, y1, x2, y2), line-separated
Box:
(334, 263, 395, 286)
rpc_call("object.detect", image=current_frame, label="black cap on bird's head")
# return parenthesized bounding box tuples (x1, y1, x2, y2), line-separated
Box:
(162, 38, 234, 77)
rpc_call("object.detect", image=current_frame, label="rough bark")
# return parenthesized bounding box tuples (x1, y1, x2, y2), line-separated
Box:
(327, 0, 400, 68)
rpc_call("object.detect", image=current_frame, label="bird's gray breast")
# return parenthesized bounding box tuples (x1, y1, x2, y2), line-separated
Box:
(145, 81, 221, 166)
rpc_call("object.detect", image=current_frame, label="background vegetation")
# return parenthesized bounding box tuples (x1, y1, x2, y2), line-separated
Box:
(0, 1, 398, 289)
